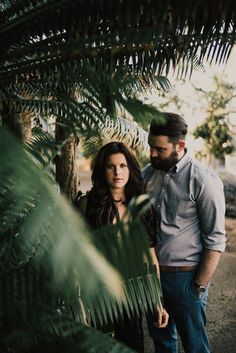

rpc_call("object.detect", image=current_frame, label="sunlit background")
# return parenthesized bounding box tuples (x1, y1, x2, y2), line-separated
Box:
(144, 46, 236, 173)
(78, 47, 236, 193)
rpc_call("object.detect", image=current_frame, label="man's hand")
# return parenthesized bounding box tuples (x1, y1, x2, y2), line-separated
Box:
(154, 307, 169, 328)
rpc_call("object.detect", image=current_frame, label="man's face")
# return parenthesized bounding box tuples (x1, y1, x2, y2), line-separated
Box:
(148, 134, 179, 171)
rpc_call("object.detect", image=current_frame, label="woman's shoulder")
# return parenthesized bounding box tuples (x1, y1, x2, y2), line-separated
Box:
(74, 191, 90, 216)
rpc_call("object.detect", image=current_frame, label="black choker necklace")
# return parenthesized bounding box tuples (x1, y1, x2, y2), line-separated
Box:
(112, 198, 127, 205)
(113, 198, 122, 203)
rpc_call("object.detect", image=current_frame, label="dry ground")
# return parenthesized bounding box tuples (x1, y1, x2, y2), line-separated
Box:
(144, 217, 236, 353)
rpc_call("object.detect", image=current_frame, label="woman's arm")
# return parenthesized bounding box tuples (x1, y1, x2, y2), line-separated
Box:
(149, 247, 169, 328)
(149, 247, 160, 278)
(74, 193, 88, 217)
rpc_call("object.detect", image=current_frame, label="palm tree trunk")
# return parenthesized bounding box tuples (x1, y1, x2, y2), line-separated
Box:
(55, 121, 80, 202)
(2, 106, 32, 143)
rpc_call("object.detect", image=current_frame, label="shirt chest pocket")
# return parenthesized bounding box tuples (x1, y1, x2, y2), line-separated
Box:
(177, 199, 196, 218)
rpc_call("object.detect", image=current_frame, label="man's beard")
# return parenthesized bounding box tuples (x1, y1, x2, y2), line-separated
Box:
(151, 151, 179, 171)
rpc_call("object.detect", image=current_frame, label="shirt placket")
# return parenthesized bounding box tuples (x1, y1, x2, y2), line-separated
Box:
(155, 172, 172, 228)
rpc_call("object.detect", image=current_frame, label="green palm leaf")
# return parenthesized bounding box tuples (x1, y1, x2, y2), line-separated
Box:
(4, 313, 135, 353)
(1, 0, 235, 85)
(0, 127, 122, 294)
(0, 128, 162, 349)
(79, 196, 163, 326)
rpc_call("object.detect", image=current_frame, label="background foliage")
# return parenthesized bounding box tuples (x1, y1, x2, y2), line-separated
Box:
(1, 1, 236, 352)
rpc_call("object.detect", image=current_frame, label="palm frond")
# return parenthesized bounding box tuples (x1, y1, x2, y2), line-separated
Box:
(0, 0, 236, 85)
(3, 313, 135, 353)
(7, 64, 165, 157)
(81, 115, 149, 161)
(0, 127, 122, 294)
(25, 129, 59, 176)
(79, 195, 163, 326)
(0, 127, 162, 338)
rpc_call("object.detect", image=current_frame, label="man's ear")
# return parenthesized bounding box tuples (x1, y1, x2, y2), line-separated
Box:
(177, 140, 186, 152)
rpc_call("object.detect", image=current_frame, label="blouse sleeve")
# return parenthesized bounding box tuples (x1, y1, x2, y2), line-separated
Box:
(74, 193, 88, 217)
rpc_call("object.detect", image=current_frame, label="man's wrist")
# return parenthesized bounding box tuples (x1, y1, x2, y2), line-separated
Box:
(193, 280, 206, 296)
(194, 276, 209, 288)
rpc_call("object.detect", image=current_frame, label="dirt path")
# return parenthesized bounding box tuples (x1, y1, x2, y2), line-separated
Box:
(144, 217, 236, 353)
(206, 218, 236, 353)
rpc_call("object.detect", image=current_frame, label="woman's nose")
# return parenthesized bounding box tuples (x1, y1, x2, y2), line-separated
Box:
(113, 166, 120, 175)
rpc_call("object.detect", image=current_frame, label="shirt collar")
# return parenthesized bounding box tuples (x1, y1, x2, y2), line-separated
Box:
(172, 148, 191, 173)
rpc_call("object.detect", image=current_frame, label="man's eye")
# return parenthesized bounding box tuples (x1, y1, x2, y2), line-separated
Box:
(151, 147, 164, 152)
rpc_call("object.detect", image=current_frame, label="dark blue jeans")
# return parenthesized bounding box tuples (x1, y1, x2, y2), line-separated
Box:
(147, 270, 210, 353)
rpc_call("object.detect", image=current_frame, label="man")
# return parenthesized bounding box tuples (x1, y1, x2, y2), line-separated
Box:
(142, 112, 226, 353)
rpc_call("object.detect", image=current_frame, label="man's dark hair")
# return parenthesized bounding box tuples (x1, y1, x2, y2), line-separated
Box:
(150, 112, 188, 142)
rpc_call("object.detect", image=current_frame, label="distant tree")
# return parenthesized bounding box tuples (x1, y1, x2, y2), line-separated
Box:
(193, 76, 236, 166)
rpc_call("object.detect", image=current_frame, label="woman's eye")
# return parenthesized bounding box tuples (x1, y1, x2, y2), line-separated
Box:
(105, 163, 127, 170)
(105, 165, 114, 170)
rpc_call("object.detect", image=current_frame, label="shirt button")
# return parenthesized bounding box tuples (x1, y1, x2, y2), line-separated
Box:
(162, 188, 165, 192)
(157, 204, 161, 208)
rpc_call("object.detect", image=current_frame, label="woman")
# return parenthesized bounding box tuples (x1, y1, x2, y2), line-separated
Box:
(76, 141, 168, 352)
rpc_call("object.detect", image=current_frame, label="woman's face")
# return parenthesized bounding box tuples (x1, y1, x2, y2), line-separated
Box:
(104, 153, 130, 191)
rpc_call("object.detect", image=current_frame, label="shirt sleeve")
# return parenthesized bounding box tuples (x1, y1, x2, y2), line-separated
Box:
(195, 171, 226, 252)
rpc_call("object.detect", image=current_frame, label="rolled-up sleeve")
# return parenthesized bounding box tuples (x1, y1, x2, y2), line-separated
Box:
(196, 173, 226, 252)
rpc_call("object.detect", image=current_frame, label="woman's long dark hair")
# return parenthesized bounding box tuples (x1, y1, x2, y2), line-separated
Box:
(86, 142, 145, 228)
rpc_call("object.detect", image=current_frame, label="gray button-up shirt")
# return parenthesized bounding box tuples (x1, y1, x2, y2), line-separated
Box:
(142, 151, 226, 266)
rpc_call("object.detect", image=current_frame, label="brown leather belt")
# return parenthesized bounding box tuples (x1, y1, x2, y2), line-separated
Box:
(160, 265, 198, 272)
